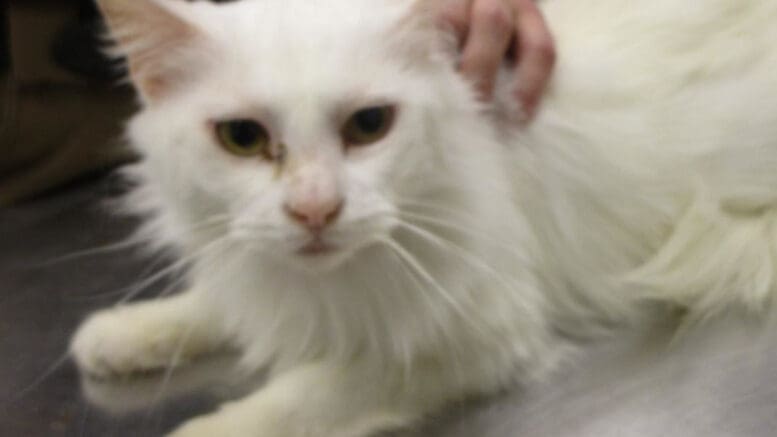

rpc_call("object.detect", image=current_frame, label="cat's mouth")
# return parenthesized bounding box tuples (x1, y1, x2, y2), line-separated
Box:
(296, 238, 337, 256)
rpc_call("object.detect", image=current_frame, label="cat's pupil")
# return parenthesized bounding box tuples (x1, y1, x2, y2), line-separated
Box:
(229, 120, 261, 147)
(355, 108, 385, 133)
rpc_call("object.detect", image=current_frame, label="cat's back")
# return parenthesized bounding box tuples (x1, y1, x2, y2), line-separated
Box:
(534, 0, 777, 159)
(514, 0, 777, 320)
(542, 0, 777, 105)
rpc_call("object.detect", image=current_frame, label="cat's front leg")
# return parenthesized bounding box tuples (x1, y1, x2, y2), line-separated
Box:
(169, 359, 459, 437)
(70, 290, 225, 379)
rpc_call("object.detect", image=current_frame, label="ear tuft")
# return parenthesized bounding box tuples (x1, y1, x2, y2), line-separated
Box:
(97, 0, 201, 102)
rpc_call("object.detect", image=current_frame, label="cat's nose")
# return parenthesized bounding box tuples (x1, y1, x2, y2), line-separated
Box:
(284, 198, 344, 233)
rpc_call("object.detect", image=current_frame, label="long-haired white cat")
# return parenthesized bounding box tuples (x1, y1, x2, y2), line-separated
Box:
(71, 0, 777, 435)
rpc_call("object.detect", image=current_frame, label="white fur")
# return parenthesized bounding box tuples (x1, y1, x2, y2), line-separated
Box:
(71, 0, 777, 435)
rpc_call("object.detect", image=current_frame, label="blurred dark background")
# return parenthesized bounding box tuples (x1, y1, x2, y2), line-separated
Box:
(0, 0, 135, 206)
(1, 1, 9, 71)
(0, 2, 213, 435)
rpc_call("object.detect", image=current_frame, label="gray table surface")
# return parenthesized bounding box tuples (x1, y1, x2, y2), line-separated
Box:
(2, 175, 776, 437)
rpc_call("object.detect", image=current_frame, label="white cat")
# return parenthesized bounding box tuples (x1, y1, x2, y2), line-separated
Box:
(71, 0, 777, 436)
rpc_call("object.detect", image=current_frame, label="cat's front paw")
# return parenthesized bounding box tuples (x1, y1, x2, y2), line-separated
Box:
(168, 409, 276, 437)
(70, 303, 203, 379)
(169, 400, 306, 437)
(168, 414, 231, 437)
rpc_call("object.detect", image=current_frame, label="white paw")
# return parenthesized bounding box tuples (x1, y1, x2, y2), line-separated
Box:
(70, 304, 201, 379)
(167, 409, 269, 437)
(168, 401, 300, 437)
(168, 414, 230, 437)
(168, 413, 235, 437)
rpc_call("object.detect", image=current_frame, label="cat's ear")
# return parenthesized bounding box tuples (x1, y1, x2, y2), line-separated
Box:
(96, 0, 203, 103)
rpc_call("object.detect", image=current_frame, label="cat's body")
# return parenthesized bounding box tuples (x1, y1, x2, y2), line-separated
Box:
(520, 0, 777, 324)
(71, 0, 777, 435)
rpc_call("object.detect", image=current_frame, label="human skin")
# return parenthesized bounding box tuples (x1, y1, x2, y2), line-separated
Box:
(438, 0, 556, 119)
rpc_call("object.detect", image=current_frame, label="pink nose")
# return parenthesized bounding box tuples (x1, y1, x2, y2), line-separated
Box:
(284, 199, 344, 232)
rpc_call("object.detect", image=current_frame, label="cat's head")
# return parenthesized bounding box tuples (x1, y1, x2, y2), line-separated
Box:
(100, 0, 511, 273)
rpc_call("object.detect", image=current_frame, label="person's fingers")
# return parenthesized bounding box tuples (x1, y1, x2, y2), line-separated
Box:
(437, 0, 471, 46)
(511, 0, 556, 119)
(435, 0, 555, 116)
(459, 0, 514, 99)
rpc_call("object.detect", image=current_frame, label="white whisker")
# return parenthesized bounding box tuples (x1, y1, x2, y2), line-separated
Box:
(394, 219, 521, 294)
(115, 237, 228, 305)
(1, 352, 71, 406)
(394, 197, 477, 220)
(39, 214, 231, 267)
(147, 321, 197, 412)
(377, 237, 491, 338)
(397, 210, 527, 258)
(37, 239, 146, 267)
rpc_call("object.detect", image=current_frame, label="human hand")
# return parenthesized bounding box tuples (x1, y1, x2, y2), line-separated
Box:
(439, 0, 556, 120)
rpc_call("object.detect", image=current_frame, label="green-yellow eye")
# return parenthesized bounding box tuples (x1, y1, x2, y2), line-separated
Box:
(341, 105, 396, 147)
(215, 119, 271, 158)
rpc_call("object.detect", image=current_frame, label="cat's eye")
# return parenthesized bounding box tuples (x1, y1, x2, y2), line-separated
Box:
(215, 119, 272, 158)
(341, 105, 396, 147)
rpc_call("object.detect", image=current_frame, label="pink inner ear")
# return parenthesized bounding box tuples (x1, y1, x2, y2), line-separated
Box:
(97, 0, 200, 102)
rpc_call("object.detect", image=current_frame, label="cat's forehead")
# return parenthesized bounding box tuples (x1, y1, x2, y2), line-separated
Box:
(198, 0, 414, 52)
(191, 0, 423, 105)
